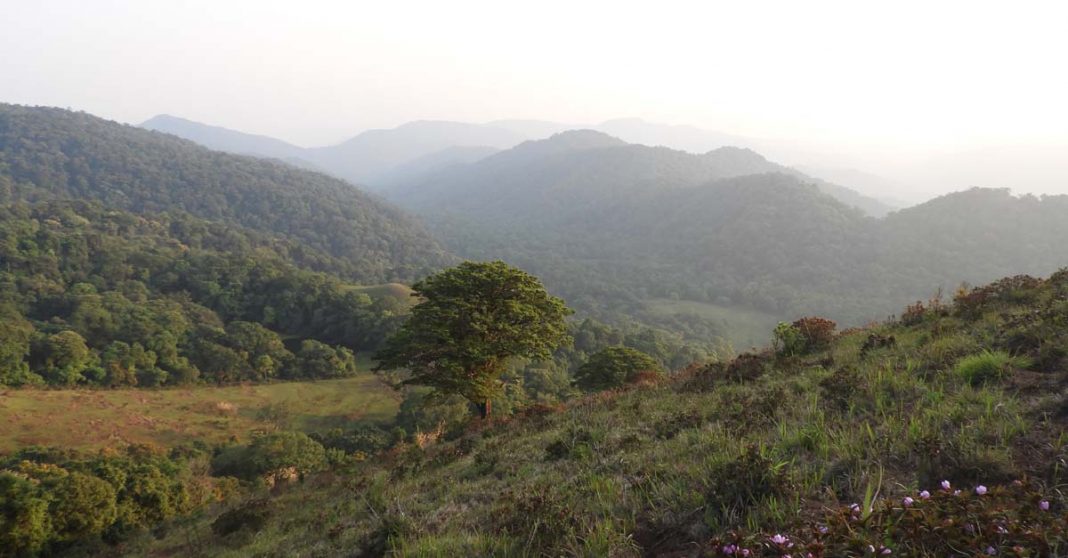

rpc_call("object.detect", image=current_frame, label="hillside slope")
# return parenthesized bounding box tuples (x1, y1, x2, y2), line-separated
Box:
(129, 270, 1068, 557)
(1, 104, 450, 283)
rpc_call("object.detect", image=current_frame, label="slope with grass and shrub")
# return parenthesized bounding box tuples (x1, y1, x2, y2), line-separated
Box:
(107, 269, 1068, 557)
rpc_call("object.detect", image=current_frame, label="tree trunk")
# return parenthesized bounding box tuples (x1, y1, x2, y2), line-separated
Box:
(477, 399, 492, 419)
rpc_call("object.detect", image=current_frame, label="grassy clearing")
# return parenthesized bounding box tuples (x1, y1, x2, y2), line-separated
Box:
(0, 370, 399, 455)
(348, 282, 418, 306)
(644, 298, 782, 348)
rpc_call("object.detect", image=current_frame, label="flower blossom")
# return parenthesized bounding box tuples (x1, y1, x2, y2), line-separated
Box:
(976, 485, 988, 495)
(902, 496, 914, 507)
(941, 480, 951, 490)
(1040, 500, 1050, 511)
(919, 490, 931, 499)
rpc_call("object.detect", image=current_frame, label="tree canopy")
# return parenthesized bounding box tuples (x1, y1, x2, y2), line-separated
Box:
(374, 261, 572, 417)
(574, 346, 664, 391)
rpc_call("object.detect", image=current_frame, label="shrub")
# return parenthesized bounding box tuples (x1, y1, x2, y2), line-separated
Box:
(545, 426, 598, 461)
(819, 367, 863, 412)
(725, 352, 768, 382)
(772, 323, 804, 356)
(793, 317, 837, 351)
(859, 333, 895, 356)
(49, 472, 118, 542)
(0, 472, 52, 555)
(705, 446, 791, 528)
(954, 275, 1044, 318)
(655, 410, 704, 439)
(954, 350, 1028, 386)
(211, 498, 273, 537)
(574, 347, 664, 391)
(212, 431, 326, 480)
(775, 318, 836, 356)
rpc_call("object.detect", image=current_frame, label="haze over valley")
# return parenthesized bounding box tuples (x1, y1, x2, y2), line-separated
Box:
(2, 2, 1068, 556)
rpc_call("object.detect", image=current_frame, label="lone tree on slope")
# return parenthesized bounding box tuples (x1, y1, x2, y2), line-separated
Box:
(374, 261, 572, 419)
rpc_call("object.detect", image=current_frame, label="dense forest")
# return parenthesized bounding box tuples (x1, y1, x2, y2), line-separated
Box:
(384, 131, 1068, 327)
(0, 200, 407, 387)
(0, 104, 451, 284)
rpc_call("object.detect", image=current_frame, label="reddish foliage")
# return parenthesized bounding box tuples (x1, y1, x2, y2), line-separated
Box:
(954, 275, 1044, 317)
(792, 317, 837, 350)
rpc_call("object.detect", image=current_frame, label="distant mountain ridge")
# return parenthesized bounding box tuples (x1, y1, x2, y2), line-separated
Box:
(388, 130, 891, 218)
(141, 116, 894, 216)
(379, 130, 1068, 326)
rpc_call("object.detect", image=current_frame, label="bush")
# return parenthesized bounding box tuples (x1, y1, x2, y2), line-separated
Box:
(0, 472, 52, 555)
(724, 352, 768, 383)
(705, 446, 791, 528)
(774, 318, 836, 356)
(574, 347, 664, 391)
(212, 431, 326, 480)
(954, 350, 1028, 386)
(772, 323, 804, 356)
(793, 317, 837, 352)
(211, 499, 273, 537)
(50, 472, 118, 542)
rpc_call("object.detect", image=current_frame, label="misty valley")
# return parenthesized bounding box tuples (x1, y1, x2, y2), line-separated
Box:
(3, 4, 1068, 553)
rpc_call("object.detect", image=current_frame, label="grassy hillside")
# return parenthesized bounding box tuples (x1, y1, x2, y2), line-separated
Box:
(125, 270, 1068, 557)
(0, 370, 397, 455)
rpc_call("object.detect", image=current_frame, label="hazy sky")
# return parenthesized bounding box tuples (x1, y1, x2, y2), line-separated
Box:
(3, 0, 1067, 197)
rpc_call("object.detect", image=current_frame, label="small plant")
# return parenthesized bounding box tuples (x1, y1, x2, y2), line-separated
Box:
(705, 446, 792, 528)
(654, 409, 704, 439)
(860, 333, 895, 356)
(726, 352, 769, 382)
(954, 350, 1029, 386)
(773, 323, 804, 356)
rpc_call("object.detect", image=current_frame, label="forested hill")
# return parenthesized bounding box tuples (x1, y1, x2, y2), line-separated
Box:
(384, 131, 1068, 326)
(388, 130, 890, 218)
(0, 104, 451, 284)
(0, 199, 415, 387)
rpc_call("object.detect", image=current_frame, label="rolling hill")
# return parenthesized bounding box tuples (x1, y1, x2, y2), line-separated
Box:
(383, 131, 1068, 328)
(1, 104, 451, 283)
(138, 115, 895, 216)
(141, 114, 524, 187)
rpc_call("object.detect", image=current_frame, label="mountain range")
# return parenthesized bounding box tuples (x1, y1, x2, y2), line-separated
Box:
(379, 130, 1068, 329)
(8, 104, 1067, 347)
(140, 114, 896, 217)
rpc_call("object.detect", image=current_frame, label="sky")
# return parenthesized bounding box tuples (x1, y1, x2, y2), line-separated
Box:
(3, 0, 1067, 199)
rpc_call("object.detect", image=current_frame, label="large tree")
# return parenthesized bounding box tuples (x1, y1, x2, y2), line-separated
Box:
(374, 261, 572, 418)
